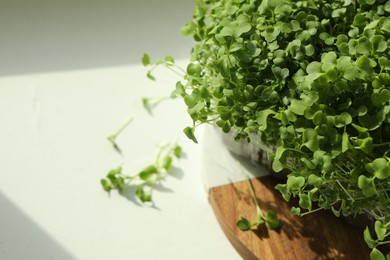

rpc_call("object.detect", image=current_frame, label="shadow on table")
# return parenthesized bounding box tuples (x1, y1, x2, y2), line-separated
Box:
(0, 192, 76, 260)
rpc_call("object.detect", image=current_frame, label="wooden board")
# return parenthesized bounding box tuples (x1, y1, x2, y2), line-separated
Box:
(209, 176, 370, 260)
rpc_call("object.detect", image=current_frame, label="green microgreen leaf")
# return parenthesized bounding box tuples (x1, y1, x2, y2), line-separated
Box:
(236, 216, 253, 231)
(331, 206, 341, 217)
(364, 227, 377, 249)
(142, 53, 151, 66)
(370, 248, 385, 260)
(146, 71, 155, 81)
(184, 91, 201, 108)
(173, 145, 182, 158)
(299, 193, 312, 209)
(289, 99, 307, 116)
(358, 175, 376, 197)
(183, 126, 198, 143)
(308, 174, 323, 188)
(265, 210, 282, 230)
(287, 176, 305, 191)
(180, 21, 196, 36)
(374, 221, 387, 241)
(136, 185, 152, 203)
(334, 112, 352, 127)
(104, 166, 125, 192)
(163, 156, 173, 171)
(101, 179, 112, 192)
(291, 207, 301, 215)
(267, 0, 282, 9)
(275, 184, 291, 201)
(306, 61, 322, 74)
(139, 165, 158, 180)
(302, 129, 319, 152)
(165, 55, 175, 64)
(187, 63, 202, 76)
(342, 132, 351, 153)
(366, 158, 390, 180)
(256, 109, 277, 131)
(356, 36, 372, 54)
(272, 147, 288, 172)
(272, 66, 289, 82)
(171, 81, 186, 98)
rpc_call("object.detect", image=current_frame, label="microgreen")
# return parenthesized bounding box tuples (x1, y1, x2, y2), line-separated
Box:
(101, 143, 182, 204)
(107, 116, 133, 153)
(236, 168, 281, 232)
(142, 96, 171, 114)
(143, 0, 390, 256)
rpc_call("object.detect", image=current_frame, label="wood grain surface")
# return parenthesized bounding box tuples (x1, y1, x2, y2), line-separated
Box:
(209, 176, 370, 260)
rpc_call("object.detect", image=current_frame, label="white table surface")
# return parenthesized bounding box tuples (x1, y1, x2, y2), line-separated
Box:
(0, 1, 241, 259)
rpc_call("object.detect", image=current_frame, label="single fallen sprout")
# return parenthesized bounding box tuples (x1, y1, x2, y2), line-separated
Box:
(101, 142, 182, 203)
(142, 96, 171, 114)
(236, 168, 281, 232)
(107, 116, 133, 153)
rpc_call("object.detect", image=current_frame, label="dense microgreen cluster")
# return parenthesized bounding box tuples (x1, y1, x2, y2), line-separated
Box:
(101, 143, 182, 203)
(145, 0, 390, 256)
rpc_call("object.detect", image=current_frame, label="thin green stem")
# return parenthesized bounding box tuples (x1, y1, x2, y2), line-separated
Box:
(336, 180, 355, 202)
(378, 240, 390, 246)
(155, 143, 174, 167)
(165, 65, 186, 77)
(299, 206, 324, 216)
(238, 163, 263, 216)
(246, 177, 263, 215)
(173, 64, 187, 74)
(107, 116, 133, 152)
(111, 116, 133, 138)
(373, 141, 390, 147)
(147, 64, 159, 74)
(289, 148, 307, 155)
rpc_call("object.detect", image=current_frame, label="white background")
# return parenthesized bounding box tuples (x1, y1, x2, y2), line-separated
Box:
(0, 1, 241, 259)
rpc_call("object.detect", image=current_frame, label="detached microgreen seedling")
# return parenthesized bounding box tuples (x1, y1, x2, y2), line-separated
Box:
(101, 143, 183, 204)
(142, 96, 171, 114)
(236, 168, 281, 232)
(107, 116, 133, 153)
